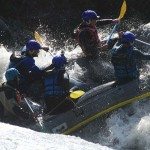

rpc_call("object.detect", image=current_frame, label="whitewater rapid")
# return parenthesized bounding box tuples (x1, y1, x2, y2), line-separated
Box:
(0, 123, 113, 150)
(0, 22, 150, 150)
(0, 46, 114, 150)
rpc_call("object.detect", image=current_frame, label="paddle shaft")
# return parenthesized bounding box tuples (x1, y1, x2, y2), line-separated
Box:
(45, 96, 80, 116)
(24, 97, 43, 127)
(107, 0, 126, 44)
(24, 98, 34, 113)
(47, 49, 54, 57)
(135, 39, 150, 46)
(106, 23, 119, 44)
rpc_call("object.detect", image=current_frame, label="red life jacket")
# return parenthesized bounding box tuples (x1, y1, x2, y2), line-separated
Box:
(75, 23, 101, 49)
(16, 90, 24, 104)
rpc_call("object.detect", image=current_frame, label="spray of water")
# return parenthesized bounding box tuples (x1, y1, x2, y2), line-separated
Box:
(0, 18, 150, 149)
(0, 45, 12, 83)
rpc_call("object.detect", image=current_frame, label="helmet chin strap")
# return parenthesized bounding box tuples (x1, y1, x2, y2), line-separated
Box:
(130, 42, 134, 46)
(125, 41, 134, 46)
(123, 42, 134, 48)
(27, 50, 39, 57)
(85, 19, 92, 25)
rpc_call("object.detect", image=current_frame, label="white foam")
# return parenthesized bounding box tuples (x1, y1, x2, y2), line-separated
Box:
(0, 123, 113, 150)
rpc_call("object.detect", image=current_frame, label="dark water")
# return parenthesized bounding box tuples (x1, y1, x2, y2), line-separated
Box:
(0, 0, 150, 47)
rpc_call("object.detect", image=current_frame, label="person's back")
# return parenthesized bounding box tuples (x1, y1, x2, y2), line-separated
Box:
(43, 55, 72, 114)
(111, 31, 150, 85)
(44, 69, 68, 97)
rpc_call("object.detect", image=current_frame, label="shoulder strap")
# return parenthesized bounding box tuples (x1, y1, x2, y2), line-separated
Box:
(2, 82, 19, 93)
(2, 83, 23, 103)
(0, 83, 5, 92)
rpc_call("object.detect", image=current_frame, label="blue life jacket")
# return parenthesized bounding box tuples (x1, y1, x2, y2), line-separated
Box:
(111, 43, 139, 81)
(44, 69, 69, 97)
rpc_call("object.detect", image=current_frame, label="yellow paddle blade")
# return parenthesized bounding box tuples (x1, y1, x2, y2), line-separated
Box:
(118, 0, 127, 20)
(70, 90, 85, 100)
(34, 31, 44, 45)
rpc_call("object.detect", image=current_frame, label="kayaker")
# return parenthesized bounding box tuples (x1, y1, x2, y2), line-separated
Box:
(0, 68, 31, 120)
(43, 54, 74, 114)
(111, 31, 150, 85)
(72, 10, 120, 59)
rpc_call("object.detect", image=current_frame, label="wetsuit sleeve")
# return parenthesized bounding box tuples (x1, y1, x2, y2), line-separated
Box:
(133, 49, 150, 60)
(44, 64, 55, 71)
(28, 59, 45, 77)
(107, 38, 119, 49)
(10, 54, 23, 63)
(16, 57, 44, 80)
(97, 19, 114, 26)
(28, 64, 45, 81)
(30, 65, 44, 74)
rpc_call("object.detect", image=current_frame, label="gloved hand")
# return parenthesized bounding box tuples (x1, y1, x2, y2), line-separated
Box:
(71, 29, 78, 39)
(112, 19, 120, 24)
(117, 31, 124, 38)
(42, 47, 49, 52)
(101, 44, 108, 51)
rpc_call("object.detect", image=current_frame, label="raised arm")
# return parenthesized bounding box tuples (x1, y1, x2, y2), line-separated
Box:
(97, 19, 119, 26)
(133, 49, 150, 60)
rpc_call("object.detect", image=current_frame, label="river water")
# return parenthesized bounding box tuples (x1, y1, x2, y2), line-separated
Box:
(0, 21, 150, 149)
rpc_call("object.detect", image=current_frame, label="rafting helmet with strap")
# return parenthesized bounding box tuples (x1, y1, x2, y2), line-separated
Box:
(5, 68, 23, 103)
(82, 10, 100, 22)
(121, 31, 136, 44)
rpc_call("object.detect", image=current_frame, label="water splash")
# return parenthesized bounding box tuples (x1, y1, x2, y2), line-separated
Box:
(104, 99, 150, 150)
(0, 45, 11, 83)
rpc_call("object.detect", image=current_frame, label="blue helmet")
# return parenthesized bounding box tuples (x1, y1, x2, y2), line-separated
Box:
(52, 55, 67, 69)
(5, 68, 20, 81)
(122, 31, 136, 43)
(82, 10, 100, 22)
(26, 40, 41, 51)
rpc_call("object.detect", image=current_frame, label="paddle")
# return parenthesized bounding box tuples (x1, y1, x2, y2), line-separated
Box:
(107, 0, 127, 44)
(34, 31, 53, 56)
(68, 90, 85, 115)
(34, 31, 45, 46)
(135, 39, 150, 47)
(70, 90, 85, 100)
(45, 90, 85, 116)
(23, 97, 43, 128)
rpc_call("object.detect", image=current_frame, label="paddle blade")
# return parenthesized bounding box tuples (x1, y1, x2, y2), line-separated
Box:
(118, 0, 127, 20)
(34, 31, 44, 45)
(70, 90, 85, 100)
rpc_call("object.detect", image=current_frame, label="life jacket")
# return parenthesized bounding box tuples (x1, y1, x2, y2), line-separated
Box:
(44, 69, 69, 97)
(111, 43, 139, 81)
(0, 83, 23, 116)
(1, 83, 33, 120)
(74, 22, 100, 56)
(2, 83, 23, 104)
